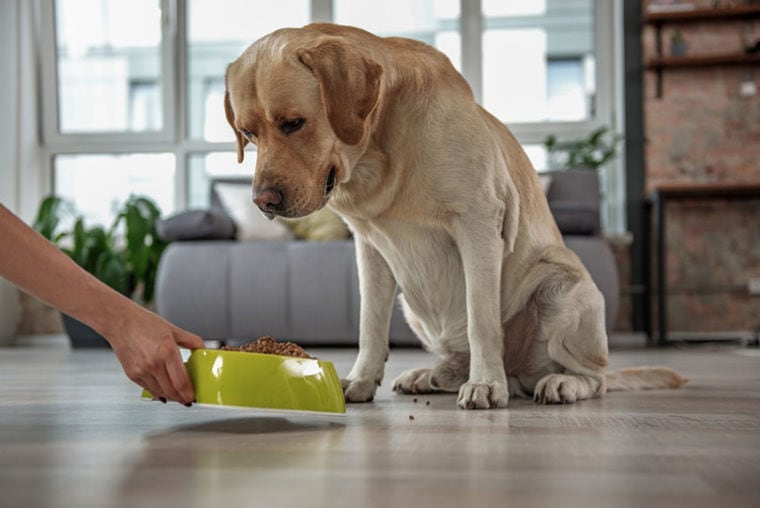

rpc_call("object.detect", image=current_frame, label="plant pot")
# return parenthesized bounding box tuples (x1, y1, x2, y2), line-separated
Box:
(670, 40, 687, 56)
(61, 313, 112, 349)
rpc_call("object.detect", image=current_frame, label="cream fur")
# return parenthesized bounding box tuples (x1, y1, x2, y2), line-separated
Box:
(225, 23, 685, 409)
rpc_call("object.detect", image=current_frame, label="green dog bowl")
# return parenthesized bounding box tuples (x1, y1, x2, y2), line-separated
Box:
(142, 349, 346, 415)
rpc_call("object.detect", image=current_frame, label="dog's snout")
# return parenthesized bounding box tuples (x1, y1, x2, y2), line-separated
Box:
(252, 187, 284, 214)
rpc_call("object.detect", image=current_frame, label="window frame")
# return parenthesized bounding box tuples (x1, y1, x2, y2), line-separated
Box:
(459, 0, 624, 233)
(37, 0, 624, 233)
(38, 0, 178, 145)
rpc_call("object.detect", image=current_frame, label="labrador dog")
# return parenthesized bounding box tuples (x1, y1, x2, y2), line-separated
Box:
(224, 23, 686, 409)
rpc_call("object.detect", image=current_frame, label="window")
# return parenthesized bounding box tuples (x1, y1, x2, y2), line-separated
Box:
(334, 0, 461, 70)
(54, 153, 175, 228)
(547, 58, 592, 121)
(40, 0, 623, 233)
(187, 0, 310, 141)
(53, 0, 164, 133)
(187, 152, 249, 208)
(481, 0, 595, 123)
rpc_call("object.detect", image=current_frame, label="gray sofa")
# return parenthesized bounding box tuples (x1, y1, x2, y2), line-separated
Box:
(155, 170, 618, 346)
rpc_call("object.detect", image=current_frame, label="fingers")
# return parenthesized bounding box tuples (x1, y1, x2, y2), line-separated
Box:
(141, 374, 166, 404)
(164, 343, 196, 405)
(155, 363, 187, 405)
(148, 338, 194, 405)
(144, 370, 188, 406)
(138, 360, 183, 405)
(124, 339, 194, 406)
(174, 328, 205, 350)
(159, 327, 202, 404)
(112, 313, 202, 405)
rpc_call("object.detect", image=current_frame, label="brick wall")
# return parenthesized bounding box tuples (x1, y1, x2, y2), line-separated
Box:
(642, 0, 760, 334)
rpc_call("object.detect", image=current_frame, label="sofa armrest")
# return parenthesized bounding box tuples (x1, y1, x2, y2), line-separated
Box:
(545, 169, 601, 236)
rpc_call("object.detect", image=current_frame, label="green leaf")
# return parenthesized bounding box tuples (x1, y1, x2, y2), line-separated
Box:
(124, 204, 150, 277)
(69, 218, 87, 267)
(32, 196, 65, 241)
(541, 125, 622, 171)
(34, 193, 166, 305)
(80, 226, 109, 274)
(95, 250, 129, 295)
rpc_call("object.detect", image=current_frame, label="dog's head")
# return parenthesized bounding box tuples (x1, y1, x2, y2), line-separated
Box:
(224, 27, 383, 219)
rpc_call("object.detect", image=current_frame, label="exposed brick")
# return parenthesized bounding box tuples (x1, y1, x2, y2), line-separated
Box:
(643, 0, 760, 334)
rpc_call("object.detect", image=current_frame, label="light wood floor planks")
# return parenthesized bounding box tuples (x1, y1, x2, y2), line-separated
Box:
(1, 338, 759, 508)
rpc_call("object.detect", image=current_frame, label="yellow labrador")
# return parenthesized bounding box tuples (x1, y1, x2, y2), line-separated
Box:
(224, 23, 686, 409)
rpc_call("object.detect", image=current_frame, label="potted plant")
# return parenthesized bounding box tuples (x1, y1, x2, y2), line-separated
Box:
(670, 30, 687, 57)
(32, 195, 167, 348)
(543, 126, 623, 172)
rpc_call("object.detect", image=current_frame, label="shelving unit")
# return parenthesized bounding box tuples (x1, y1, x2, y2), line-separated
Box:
(647, 53, 760, 69)
(645, 4, 760, 22)
(644, 4, 760, 97)
(647, 181, 760, 344)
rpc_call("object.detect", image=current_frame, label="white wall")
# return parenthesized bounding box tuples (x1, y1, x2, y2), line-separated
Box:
(0, 0, 21, 343)
(0, 0, 43, 344)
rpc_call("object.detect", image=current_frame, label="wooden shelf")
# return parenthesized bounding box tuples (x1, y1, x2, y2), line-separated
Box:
(645, 5, 760, 97)
(645, 5, 760, 23)
(651, 181, 760, 198)
(647, 52, 760, 69)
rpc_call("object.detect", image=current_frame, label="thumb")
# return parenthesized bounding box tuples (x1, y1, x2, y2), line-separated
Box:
(174, 329, 206, 350)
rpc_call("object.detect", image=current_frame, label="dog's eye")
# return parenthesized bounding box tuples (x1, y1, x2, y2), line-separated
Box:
(239, 128, 255, 139)
(280, 118, 305, 135)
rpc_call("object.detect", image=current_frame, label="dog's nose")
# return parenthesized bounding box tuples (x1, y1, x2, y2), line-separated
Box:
(252, 187, 284, 213)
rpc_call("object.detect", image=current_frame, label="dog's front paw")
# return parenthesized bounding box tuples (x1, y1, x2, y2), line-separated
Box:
(392, 368, 434, 394)
(341, 377, 378, 403)
(457, 381, 509, 409)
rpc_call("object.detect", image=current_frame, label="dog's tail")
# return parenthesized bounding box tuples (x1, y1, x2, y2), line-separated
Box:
(604, 366, 688, 392)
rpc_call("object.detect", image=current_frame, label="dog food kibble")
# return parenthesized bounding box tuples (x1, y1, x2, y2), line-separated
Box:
(412, 397, 418, 403)
(220, 336, 313, 359)
(409, 415, 415, 421)
(425, 400, 430, 406)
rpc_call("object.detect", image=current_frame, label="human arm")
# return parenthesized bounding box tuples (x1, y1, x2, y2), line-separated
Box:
(0, 204, 204, 404)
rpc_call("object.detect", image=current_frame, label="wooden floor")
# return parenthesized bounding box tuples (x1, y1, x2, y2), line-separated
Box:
(1, 337, 759, 508)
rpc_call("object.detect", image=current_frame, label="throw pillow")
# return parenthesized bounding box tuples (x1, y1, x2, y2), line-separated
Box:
(156, 209, 236, 242)
(538, 174, 553, 194)
(280, 207, 351, 241)
(214, 183, 293, 241)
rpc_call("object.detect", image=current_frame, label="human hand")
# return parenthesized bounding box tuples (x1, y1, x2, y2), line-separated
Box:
(104, 306, 205, 405)
(0, 204, 205, 404)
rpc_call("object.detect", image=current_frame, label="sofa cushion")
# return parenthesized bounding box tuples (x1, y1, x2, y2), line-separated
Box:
(156, 209, 236, 242)
(279, 207, 352, 241)
(563, 236, 619, 331)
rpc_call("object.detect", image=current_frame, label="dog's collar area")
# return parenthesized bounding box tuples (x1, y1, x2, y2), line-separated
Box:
(324, 166, 337, 197)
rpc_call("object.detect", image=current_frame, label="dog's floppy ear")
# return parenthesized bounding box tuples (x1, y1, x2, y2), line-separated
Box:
(224, 68, 248, 163)
(297, 41, 382, 145)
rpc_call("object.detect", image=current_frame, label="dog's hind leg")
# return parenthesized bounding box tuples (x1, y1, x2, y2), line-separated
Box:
(508, 248, 609, 405)
(533, 273, 609, 404)
(392, 353, 469, 394)
(533, 372, 603, 404)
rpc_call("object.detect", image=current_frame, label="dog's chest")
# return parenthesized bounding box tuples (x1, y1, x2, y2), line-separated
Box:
(356, 220, 468, 335)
